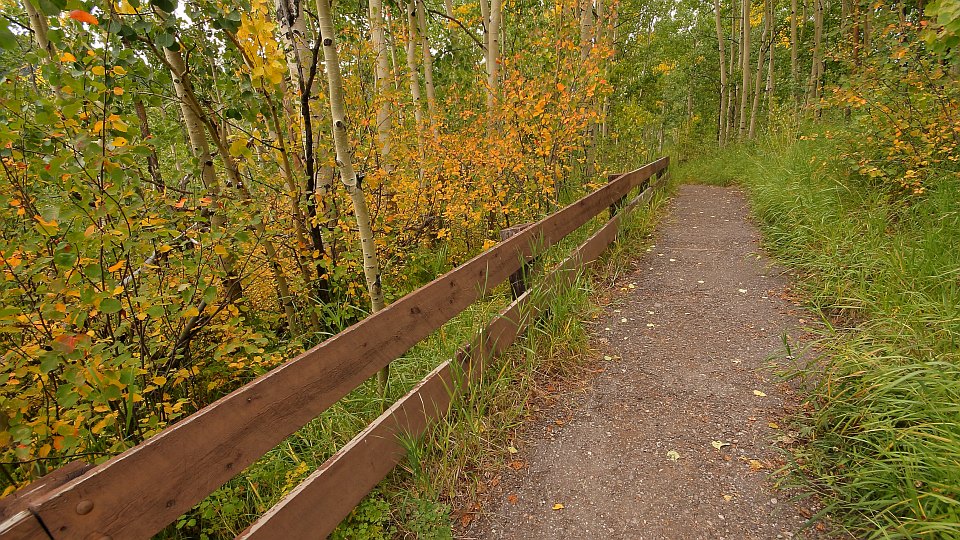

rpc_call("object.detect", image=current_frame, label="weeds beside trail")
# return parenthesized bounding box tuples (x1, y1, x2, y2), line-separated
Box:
(678, 134, 960, 539)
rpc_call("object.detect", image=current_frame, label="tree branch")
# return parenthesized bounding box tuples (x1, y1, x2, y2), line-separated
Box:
(427, 9, 486, 51)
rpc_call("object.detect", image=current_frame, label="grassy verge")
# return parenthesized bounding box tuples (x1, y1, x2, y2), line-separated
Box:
(676, 134, 960, 539)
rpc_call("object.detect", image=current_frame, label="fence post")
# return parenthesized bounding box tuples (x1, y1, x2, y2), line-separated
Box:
(499, 223, 535, 299)
(608, 173, 628, 219)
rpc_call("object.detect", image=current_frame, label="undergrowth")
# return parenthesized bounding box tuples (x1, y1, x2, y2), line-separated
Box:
(164, 171, 672, 539)
(677, 132, 960, 539)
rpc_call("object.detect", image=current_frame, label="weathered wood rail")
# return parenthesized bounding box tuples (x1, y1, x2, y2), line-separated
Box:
(0, 157, 669, 540)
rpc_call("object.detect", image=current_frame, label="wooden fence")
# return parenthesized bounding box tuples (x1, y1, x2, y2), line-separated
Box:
(0, 157, 669, 540)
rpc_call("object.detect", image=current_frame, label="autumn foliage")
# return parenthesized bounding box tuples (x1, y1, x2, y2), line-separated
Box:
(0, 0, 616, 494)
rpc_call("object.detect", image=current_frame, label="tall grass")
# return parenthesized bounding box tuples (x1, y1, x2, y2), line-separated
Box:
(677, 134, 960, 538)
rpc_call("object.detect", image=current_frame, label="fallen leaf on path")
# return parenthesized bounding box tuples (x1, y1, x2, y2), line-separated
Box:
(507, 494, 519, 505)
(666, 450, 680, 461)
(509, 460, 526, 470)
(603, 355, 613, 361)
(552, 503, 564, 510)
(723, 494, 733, 502)
(508, 446, 518, 454)
(768, 422, 780, 429)
(711, 440, 730, 450)
(753, 390, 767, 397)
(748, 459, 764, 471)
(460, 513, 474, 527)
(738, 289, 748, 293)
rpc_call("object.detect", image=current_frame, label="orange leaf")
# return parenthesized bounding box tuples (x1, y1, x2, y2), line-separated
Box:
(69, 10, 99, 25)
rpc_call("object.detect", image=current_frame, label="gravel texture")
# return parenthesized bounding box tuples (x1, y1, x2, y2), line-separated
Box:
(463, 185, 830, 540)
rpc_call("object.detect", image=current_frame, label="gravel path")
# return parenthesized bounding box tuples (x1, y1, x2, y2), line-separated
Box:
(464, 184, 826, 540)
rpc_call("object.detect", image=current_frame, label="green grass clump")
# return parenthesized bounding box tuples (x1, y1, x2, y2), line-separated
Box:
(679, 133, 960, 538)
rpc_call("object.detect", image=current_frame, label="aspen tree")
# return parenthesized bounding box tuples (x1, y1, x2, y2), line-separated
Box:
(749, 0, 768, 137)
(164, 41, 304, 333)
(162, 47, 242, 302)
(739, 0, 751, 137)
(405, 1, 424, 129)
(766, 0, 776, 117)
(369, 0, 394, 164)
(791, 0, 798, 100)
(727, 0, 739, 138)
(580, 0, 597, 178)
(808, 0, 823, 111)
(714, 0, 729, 145)
(134, 99, 164, 190)
(486, 0, 502, 132)
(315, 0, 388, 380)
(416, 0, 439, 128)
(275, 0, 335, 309)
(23, 0, 54, 58)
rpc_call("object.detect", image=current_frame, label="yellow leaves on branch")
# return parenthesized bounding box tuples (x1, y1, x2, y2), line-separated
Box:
(235, 0, 286, 86)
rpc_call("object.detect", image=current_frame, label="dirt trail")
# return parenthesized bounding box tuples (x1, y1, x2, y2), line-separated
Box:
(465, 185, 824, 540)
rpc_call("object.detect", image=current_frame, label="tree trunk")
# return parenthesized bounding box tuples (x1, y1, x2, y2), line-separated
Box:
(23, 0, 54, 58)
(808, 0, 823, 112)
(739, 0, 751, 137)
(580, 0, 593, 61)
(486, 0, 503, 134)
(791, 0, 798, 102)
(369, 0, 394, 165)
(134, 99, 164, 190)
(405, 1, 424, 130)
(315, 0, 388, 379)
(714, 0, 728, 145)
(163, 47, 242, 302)
(766, 0, 776, 118)
(416, 0, 439, 129)
(275, 0, 334, 306)
(749, 0, 769, 138)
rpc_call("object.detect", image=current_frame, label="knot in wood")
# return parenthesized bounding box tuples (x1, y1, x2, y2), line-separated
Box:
(75, 499, 94, 515)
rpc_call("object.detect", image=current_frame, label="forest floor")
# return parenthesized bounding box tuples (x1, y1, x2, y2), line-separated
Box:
(461, 184, 834, 539)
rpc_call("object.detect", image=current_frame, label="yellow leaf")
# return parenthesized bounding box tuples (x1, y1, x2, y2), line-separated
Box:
(753, 390, 767, 397)
(182, 306, 200, 319)
(214, 245, 228, 256)
(111, 136, 128, 148)
(157, 245, 173, 253)
(108, 260, 125, 272)
(152, 376, 167, 386)
(113, 86, 124, 96)
(112, 65, 127, 76)
(60, 52, 77, 63)
(91, 65, 105, 76)
(552, 503, 564, 510)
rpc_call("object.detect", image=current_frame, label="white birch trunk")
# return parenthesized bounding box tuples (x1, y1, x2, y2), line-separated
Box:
(714, 0, 728, 145)
(315, 0, 386, 318)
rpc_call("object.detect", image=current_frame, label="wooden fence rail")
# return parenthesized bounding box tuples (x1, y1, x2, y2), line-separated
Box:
(0, 157, 669, 540)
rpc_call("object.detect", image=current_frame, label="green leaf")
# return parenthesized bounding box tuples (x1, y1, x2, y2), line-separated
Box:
(35, 0, 64, 16)
(40, 354, 61, 374)
(0, 22, 17, 51)
(154, 32, 176, 49)
(151, 0, 177, 12)
(54, 250, 78, 268)
(100, 297, 123, 314)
